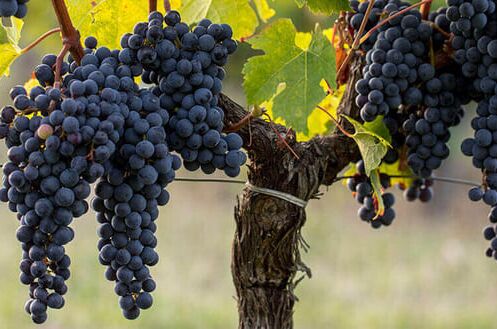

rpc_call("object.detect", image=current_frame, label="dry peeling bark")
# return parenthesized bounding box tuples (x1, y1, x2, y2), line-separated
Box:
(218, 56, 364, 329)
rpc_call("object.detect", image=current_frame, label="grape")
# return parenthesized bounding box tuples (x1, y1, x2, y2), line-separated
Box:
(0, 0, 28, 18)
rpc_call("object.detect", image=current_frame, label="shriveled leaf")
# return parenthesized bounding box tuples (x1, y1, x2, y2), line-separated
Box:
(294, 0, 349, 14)
(68, 0, 149, 49)
(370, 170, 385, 217)
(253, 0, 276, 22)
(171, 0, 259, 40)
(342, 115, 391, 176)
(243, 19, 336, 133)
(0, 18, 23, 77)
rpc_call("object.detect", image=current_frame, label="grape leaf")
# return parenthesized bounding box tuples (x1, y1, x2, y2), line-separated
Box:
(294, 0, 349, 14)
(342, 115, 391, 176)
(0, 18, 23, 78)
(68, 0, 149, 50)
(171, 0, 259, 40)
(363, 115, 392, 144)
(243, 19, 336, 133)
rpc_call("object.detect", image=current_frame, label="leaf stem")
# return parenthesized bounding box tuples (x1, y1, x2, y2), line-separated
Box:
(316, 105, 353, 138)
(20, 28, 61, 55)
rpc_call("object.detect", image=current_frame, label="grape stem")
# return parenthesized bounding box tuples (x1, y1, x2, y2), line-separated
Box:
(149, 0, 157, 13)
(428, 21, 452, 39)
(225, 105, 265, 133)
(164, 0, 171, 12)
(358, 0, 432, 45)
(336, 0, 376, 82)
(20, 28, 61, 55)
(54, 43, 71, 89)
(51, 0, 84, 64)
(225, 112, 253, 133)
(420, 0, 432, 20)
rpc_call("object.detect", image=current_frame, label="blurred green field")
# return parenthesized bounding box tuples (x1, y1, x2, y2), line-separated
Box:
(3, 1, 497, 328)
(1, 172, 497, 329)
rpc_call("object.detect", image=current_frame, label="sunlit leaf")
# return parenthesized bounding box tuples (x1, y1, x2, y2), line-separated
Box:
(243, 19, 336, 134)
(294, 0, 349, 15)
(68, 0, 149, 50)
(0, 18, 23, 78)
(171, 0, 259, 40)
(342, 115, 391, 176)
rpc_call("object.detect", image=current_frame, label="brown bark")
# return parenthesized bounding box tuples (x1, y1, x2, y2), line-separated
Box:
(219, 56, 364, 328)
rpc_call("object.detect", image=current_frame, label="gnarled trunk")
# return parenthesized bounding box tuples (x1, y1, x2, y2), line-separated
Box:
(220, 56, 363, 329)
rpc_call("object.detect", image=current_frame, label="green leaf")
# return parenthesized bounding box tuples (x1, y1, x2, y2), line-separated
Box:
(0, 18, 23, 78)
(294, 0, 349, 15)
(243, 19, 336, 133)
(370, 170, 385, 218)
(172, 0, 259, 40)
(68, 0, 149, 50)
(363, 115, 392, 144)
(342, 115, 391, 176)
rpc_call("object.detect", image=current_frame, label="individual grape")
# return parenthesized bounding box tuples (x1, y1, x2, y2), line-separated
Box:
(0, 0, 29, 19)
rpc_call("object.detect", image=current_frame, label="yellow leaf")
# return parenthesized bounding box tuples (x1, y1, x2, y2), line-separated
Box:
(295, 32, 312, 50)
(171, 0, 259, 40)
(68, 0, 149, 50)
(0, 44, 20, 77)
(253, 0, 275, 23)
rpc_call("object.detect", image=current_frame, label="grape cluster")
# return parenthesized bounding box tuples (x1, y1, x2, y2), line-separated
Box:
(119, 11, 246, 176)
(356, 11, 436, 122)
(402, 72, 465, 178)
(345, 0, 475, 206)
(444, 0, 497, 259)
(346, 161, 396, 229)
(461, 98, 497, 256)
(0, 9, 242, 322)
(92, 89, 179, 319)
(0, 0, 28, 18)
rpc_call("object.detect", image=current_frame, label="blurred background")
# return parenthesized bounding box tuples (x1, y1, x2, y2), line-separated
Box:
(1, 1, 496, 328)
